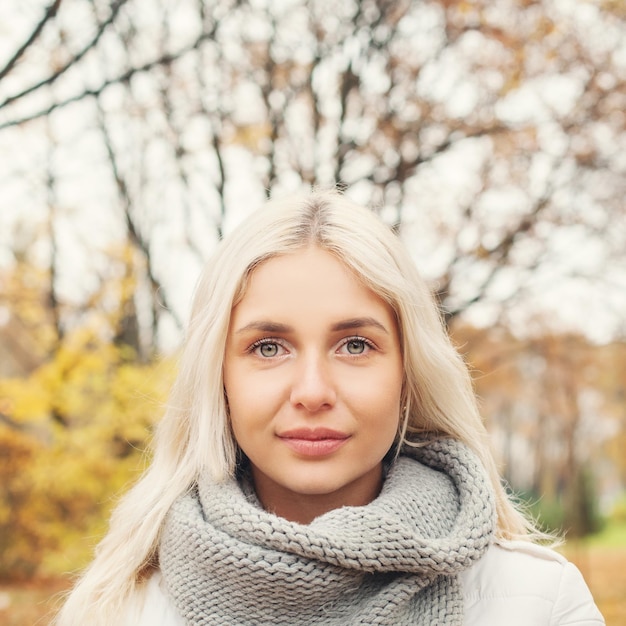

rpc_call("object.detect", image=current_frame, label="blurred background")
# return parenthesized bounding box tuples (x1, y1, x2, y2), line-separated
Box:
(0, 0, 624, 623)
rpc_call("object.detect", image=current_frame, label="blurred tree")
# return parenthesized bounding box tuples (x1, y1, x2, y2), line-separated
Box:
(0, 324, 174, 578)
(0, 254, 174, 577)
(0, 0, 623, 350)
(597, 340, 626, 490)
(453, 320, 621, 537)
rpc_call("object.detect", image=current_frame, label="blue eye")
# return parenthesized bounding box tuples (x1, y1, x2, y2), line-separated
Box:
(346, 339, 366, 354)
(258, 342, 279, 357)
(339, 337, 374, 355)
(249, 339, 284, 357)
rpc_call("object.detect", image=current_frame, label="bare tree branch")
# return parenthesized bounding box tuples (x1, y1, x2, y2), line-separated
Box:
(439, 188, 554, 324)
(0, 28, 218, 130)
(258, 14, 281, 193)
(156, 25, 205, 261)
(0, 0, 130, 110)
(45, 119, 63, 344)
(0, 0, 62, 82)
(187, 0, 229, 238)
(94, 96, 183, 334)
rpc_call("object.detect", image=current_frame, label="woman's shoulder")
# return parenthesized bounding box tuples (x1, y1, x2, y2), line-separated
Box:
(460, 540, 605, 625)
(119, 570, 184, 626)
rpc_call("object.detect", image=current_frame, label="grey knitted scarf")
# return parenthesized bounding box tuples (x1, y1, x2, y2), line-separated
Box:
(159, 438, 495, 625)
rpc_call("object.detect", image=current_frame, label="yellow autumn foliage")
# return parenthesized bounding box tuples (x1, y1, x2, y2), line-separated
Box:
(0, 328, 175, 579)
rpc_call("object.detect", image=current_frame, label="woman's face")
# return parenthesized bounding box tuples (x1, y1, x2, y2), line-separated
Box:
(223, 246, 403, 523)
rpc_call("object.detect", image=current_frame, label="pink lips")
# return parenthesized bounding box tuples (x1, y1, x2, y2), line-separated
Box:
(278, 428, 350, 457)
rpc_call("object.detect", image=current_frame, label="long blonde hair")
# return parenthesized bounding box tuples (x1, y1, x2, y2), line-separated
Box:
(56, 189, 537, 625)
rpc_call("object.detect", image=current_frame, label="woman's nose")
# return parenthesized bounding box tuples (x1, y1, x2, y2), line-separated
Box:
(289, 354, 337, 412)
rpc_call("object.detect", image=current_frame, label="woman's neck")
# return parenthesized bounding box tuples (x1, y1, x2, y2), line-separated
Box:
(250, 464, 385, 525)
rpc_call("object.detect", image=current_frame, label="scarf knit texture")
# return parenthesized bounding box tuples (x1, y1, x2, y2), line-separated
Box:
(159, 438, 496, 625)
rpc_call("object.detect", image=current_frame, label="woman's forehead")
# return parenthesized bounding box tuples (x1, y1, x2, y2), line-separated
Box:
(226, 249, 402, 344)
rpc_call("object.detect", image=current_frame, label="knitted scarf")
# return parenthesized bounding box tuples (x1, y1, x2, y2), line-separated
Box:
(159, 438, 495, 625)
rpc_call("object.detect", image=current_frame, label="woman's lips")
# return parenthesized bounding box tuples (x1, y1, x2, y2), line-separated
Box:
(278, 428, 350, 457)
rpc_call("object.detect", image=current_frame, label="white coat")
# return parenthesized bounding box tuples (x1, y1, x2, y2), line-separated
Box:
(120, 541, 605, 625)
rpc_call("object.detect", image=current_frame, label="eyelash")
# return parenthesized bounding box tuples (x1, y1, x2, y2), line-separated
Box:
(247, 336, 376, 357)
(247, 337, 287, 355)
(338, 336, 376, 355)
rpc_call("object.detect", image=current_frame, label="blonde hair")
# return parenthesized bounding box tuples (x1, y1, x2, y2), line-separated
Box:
(56, 189, 538, 625)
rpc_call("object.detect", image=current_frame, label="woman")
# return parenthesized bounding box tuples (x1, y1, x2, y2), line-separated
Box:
(56, 190, 604, 625)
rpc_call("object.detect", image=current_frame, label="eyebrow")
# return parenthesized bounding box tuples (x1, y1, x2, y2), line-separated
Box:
(235, 321, 293, 334)
(235, 317, 389, 335)
(330, 317, 389, 334)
